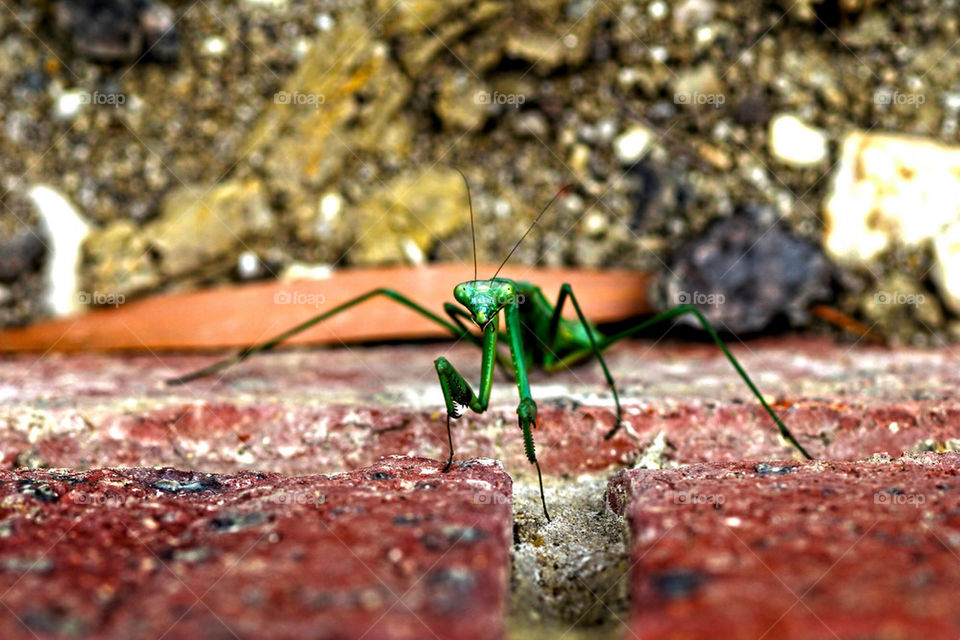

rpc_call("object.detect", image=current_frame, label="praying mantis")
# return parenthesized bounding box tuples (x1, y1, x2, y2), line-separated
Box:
(169, 170, 813, 521)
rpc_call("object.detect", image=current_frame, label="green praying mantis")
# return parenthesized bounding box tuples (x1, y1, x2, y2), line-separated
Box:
(169, 170, 813, 521)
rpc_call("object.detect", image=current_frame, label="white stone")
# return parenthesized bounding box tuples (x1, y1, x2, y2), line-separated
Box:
(769, 114, 827, 166)
(293, 38, 311, 59)
(673, 0, 717, 30)
(824, 132, 960, 263)
(933, 222, 960, 314)
(824, 131, 960, 313)
(596, 117, 618, 142)
(202, 36, 227, 56)
(613, 126, 653, 164)
(319, 192, 342, 221)
(309, 192, 343, 237)
(617, 67, 640, 87)
(695, 26, 715, 44)
(315, 13, 334, 31)
(237, 251, 260, 279)
(281, 262, 333, 281)
(53, 89, 87, 120)
(26, 185, 90, 316)
(648, 1, 667, 19)
(400, 237, 425, 264)
(650, 46, 669, 63)
(584, 211, 607, 235)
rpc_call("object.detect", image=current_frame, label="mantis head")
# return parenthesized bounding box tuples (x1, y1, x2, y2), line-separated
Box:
(454, 279, 517, 329)
(451, 167, 565, 331)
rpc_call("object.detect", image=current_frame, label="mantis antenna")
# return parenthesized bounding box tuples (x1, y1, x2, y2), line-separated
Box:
(454, 167, 478, 283)
(491, 184, 570, 280)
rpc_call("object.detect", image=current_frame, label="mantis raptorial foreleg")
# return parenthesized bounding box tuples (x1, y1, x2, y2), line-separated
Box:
(442, 302, 514, 375)
(435, 311, 551, 521)
(435, 320, 497, 471)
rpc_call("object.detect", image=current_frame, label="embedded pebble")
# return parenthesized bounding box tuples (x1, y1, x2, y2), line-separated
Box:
(614, 126, 654, 164)
(27, 185, 90, 316)
(769, 114, 828, 166)
(824, 131, 960, 314)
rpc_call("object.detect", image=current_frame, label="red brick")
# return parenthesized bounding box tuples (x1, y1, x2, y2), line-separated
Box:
(608, 453, 960, 639)
(1, 338, 958, 476)
(0, 456, 512, 640)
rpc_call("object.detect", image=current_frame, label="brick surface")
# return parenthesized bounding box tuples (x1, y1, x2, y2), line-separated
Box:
(1, 338, 958, 476)
(608, 453, 960, 640)
(0, 456, 512, 640)
(3, 337, 960, 638)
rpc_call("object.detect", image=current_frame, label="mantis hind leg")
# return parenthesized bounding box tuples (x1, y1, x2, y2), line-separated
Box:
(542, 284, 625, 439)
(597, 304, 812, 459)
(168, 288, 467, 385)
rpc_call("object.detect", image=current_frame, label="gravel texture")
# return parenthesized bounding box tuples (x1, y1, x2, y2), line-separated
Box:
(2, 1, 958, 340)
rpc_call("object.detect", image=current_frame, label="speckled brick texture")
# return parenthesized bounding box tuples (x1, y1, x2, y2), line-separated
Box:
(1, 338, 959, 476)
(3, 337, 960, 639)
(608, 453, 960, 640)
(0, 456, 512, 640)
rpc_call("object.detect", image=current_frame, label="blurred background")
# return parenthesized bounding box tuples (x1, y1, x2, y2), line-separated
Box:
(1, 0, 957, 345)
